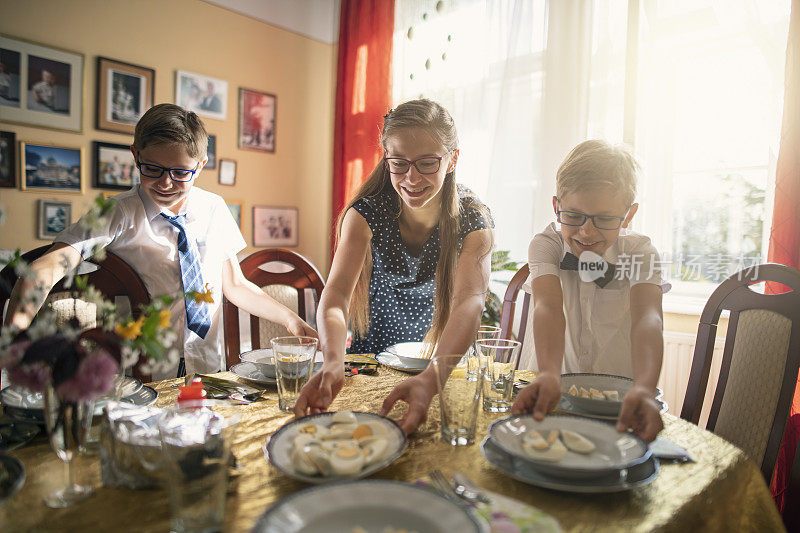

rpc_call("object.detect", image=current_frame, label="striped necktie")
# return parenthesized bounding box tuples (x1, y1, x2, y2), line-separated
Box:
(161, 213, 211, 339)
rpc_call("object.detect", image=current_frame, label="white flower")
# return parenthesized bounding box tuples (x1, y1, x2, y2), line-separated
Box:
(120, 344, 140, 370)
(25, 316, 59, 342)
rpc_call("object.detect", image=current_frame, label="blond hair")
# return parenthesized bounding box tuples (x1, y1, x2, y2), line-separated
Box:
(556, 140, 639, 206)
(133, 103, 208, 159)
(338, 99, 491, 350)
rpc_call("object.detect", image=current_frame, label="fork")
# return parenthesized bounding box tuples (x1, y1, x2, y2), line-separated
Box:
(428, 470, 464, 506)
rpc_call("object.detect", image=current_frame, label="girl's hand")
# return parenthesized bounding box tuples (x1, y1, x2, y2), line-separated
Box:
(511, 372, 561, 420)
(379, 371, 438, 434)
(293, 365, 344, 417)
(285, 315, 318, 339)
(616, 386, 663, 442)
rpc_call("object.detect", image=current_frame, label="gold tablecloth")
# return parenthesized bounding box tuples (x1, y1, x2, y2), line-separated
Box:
(0, 369, 785, 532)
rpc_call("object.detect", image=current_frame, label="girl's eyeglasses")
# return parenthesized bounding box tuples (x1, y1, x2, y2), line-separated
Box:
(384, 150, 453, 175)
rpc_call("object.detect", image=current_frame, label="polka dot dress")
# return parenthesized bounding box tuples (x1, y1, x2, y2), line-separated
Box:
(348, 185, 491, 354)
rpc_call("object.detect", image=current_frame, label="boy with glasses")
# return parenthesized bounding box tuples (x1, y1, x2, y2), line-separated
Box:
(512, 140, 669, 442)
(6, 104, 316, 378)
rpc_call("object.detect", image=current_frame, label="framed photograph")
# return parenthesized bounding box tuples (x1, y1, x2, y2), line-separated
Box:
(253, 206, 298, 247)
(0, 34, 84, 132)
(0, 130, 15, 188)
(38, 199, 71, 240)
(226, 201, 243, 230)
(20, 142, 83, 193)
(175, 70, 227, 120)
(93, 141, 140, 190)
(96, 56, 154, 134)
(238, 88, 276, 153)
(219, 158, 236, 186)
(206, 134, 217, 169)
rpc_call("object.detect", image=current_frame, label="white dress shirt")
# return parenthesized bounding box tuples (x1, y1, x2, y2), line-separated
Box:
(518, 222, 670, 377)
(56, 185, 246, 378)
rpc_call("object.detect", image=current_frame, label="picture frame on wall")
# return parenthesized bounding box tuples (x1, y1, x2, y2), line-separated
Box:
(0, 130, 15, 188)
(96, 56, 154, 135)
(175, 70, 227, 120)
(38, 199, 72, 240)
(253, 206, 298, 247)
(0, 34, 84, 132)
(238, 88, 276, 153)
(218, 158, 236, 186)
(93, 141, 140, 190)
(206, 134, 216, 169)
(226, 201, 243, 230)
(20, 142, 83, 193)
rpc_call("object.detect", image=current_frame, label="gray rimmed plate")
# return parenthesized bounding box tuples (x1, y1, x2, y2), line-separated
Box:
(0, 453, 26, 504)
(560, 373, 632, 416)
(557, 395, 669, 421)
(481, 437, 659, 493)
(252, 479, 486, 533)
(375, 341, 432, 374)
(265, 411, 407, 484)
(488, 414, 651, 480)
(239, 348, 324, 379)
(230, 362, 277, 385)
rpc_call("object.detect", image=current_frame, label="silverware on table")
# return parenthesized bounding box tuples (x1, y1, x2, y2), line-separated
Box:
(452, 473, 491, 504)
(428, 470, 464, 506)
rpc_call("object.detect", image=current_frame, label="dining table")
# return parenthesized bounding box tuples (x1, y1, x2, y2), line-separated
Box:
(0, 368, 786, 532)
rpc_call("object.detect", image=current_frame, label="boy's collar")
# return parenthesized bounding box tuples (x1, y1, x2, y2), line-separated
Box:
(556, 222, 627, 264)
(137, 184, 197, 222)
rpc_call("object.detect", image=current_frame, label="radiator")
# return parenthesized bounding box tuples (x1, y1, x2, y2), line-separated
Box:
(658, 330, 725, 426)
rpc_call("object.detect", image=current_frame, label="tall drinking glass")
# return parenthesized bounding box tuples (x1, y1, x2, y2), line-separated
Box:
(270, 336, 319, 411)
(468, 325, 501, 377)
(478, 339, 522, 412)
(42, 386, 95, 507)
(158, 400, 240, 533)
(432, 355, 484, 445)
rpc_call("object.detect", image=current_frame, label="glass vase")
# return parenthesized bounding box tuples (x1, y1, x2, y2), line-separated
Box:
(42, 385, 95, 507)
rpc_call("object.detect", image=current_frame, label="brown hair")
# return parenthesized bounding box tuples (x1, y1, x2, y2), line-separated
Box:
(132, 103, 208, 159)
(556, 140, 639, 207)
(338, 99, 492, 350)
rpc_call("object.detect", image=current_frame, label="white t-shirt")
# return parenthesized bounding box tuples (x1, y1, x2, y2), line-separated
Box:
(56, 185, 246, 378)
(518, 222, 671, 377)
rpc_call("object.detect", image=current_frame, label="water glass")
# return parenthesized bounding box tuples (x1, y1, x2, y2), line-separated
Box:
(270, 336, 318, 411)
(468, 325, 501, 377)
(432, 355, 484, 446)
(158, 401, 240, 533)
(478, 339, 522, 412)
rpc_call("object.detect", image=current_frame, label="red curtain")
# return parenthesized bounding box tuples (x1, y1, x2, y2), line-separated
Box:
(331, 0, 395, 258)
(768, 0, 800, 515)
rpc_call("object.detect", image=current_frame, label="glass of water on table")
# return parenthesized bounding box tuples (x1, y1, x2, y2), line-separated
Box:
(477, 339, 522, 412)
(270, 336, 319, 411)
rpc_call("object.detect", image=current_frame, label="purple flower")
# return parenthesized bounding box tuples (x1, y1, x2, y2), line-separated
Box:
(0, 340, 30, 369)
(488, 516, 522, 533)
(8, 361, 51, 392)
(56, 350, 119, 403)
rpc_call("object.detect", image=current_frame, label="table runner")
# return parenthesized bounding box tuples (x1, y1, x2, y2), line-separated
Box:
(0, 369, 784, 532)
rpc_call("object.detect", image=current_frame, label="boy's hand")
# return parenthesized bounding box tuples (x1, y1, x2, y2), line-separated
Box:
(284, 315, 318, 339)
(511, 372, 561, 420)
(616, 386, 663, 442)
(293, 365, 343, 417)
(379, 371, 437, 434)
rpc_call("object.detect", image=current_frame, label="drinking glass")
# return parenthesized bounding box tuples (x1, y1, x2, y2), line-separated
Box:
(467, 325, 501, 377)
(270, 336, 319, 411)
(478, 339, 522, 412)
(432, 355, 484, 445)
(42, 386, 95, 508)
(158, 400, 241, 533)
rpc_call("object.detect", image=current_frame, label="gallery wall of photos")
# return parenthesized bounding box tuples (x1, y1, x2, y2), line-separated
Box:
(0, 1, 336, 273)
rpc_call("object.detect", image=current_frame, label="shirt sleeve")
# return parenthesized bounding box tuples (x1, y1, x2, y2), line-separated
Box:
(625, 236, 671, 293)
(528, 228, 562, 280)
(213, 200, 247, 260)
(54, 201, 127, 260)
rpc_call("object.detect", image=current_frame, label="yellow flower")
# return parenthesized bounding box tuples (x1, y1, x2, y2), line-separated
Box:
(191, 283, 214, 304)
(158, 310, 171, 329)
(116, 316, 145, 340)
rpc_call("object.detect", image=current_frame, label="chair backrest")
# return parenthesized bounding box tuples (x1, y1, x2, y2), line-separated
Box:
(680, 264, 800, 487)
(222, 248, 325, 369)
(499, 264, 531, 369)
(0, 244, 152, 380)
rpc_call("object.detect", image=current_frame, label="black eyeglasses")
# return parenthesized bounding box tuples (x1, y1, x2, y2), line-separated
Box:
(135, 155, 200, 182)
(556, 202, 628, 230)
(384, 150, 453, 175)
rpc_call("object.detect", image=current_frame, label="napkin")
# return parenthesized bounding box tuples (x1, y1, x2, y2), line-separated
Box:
(649, 436, 694, 463)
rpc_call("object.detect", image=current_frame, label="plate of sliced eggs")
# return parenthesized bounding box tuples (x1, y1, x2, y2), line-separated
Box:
(560, 373, 635, 416)
(265, 411, 407, 484)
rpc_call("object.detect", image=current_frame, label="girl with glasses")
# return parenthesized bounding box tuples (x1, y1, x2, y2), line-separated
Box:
(294, 99, 494, 433)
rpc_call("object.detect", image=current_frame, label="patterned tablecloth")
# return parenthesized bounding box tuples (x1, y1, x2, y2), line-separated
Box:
(0, 369, 785, 532)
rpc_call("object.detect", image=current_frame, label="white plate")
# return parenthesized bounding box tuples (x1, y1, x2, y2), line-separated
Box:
(230, 362, 278, 385)
(481, 437, 659, 493)
(379, 341, 433, 371)
(252, 479, 486, 533)
(240, 348, 324, 378)
(375, 352, 430, 373)
(560, 373, 633, 416)
(488, 414, 651, 479)
(265, 411, 407, 484)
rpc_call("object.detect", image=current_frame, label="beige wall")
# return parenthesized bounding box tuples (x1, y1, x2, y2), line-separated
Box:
(0, 0, 336, 273)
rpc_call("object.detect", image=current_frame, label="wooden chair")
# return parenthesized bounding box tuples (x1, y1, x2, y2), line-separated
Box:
(498, 263, 531, 369)
(222, 248, 325, 369)
(0, 244, 152, 380)
(679, 263, 800, 527)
